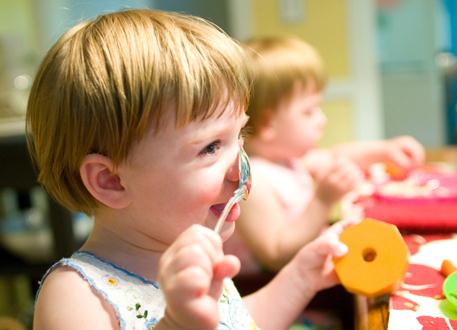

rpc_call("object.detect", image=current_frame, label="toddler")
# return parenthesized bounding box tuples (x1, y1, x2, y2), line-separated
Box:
(28, 10, 349, 330)
(224, 36, 425, 272)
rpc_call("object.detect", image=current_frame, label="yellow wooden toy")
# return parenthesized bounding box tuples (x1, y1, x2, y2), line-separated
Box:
(333, 218, 409, 297)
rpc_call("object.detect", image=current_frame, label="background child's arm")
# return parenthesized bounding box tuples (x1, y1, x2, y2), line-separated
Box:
(243, 222, 348, 330)
(236, 160, 362, 271)
(331, 135, 425, 172)
(156, 225, 239, 330)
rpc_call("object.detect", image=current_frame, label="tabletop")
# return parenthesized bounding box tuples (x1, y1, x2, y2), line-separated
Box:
(353, 149, 457, 329)
(355, 233, 457, 330)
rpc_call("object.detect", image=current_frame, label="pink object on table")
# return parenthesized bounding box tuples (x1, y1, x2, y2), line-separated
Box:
(358, 171, 457, 231)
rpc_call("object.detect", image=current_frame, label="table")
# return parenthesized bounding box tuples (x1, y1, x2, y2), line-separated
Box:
(354, 148, 457, 329)
(354, 234, 457, 330)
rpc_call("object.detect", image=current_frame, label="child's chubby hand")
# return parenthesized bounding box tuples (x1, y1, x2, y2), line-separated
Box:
(156, 225, 240, 330)
(382, 135, 425, 171)
(314, 157, 364, 204)
(292, 220, 352, 294)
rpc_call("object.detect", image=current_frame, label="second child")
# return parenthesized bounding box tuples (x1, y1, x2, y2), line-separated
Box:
(225, 36, 425, 272)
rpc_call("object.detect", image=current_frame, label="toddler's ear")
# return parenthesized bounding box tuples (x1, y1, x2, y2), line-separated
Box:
(80, 154, 130, 209)
(258, 110, 276, 142)
(258, 117, 277, 142)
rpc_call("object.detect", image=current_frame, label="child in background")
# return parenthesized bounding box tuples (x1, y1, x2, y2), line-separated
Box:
(224, 36, 425, 272)
(28, 10, 350, 330)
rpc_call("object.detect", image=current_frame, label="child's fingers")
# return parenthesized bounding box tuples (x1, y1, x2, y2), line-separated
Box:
(159, 225, 224, 274)
(168, 225, 223, 255)
(161, 255, 240, 319)
(395, 136, 425, 164)
(166, 266, 212, 299)
(387, 136, 425, 169)
(159, 225, 239, 309)
(387, 148, 412, 169)
(163, 244, 215, 280)
(319, 233, 348, 258)
(213, 255, 240, 281)
(208, 255, 241, 299)
(163, 267, 220, 329)
(296, 232, 347, 283)
(317, 222, 351, 257)
(325, 218, 359, 235)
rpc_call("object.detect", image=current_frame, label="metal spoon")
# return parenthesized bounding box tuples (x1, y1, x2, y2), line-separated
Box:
(214, 146, 252, 234)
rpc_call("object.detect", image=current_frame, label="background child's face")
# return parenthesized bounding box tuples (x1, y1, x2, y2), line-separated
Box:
(272, 84, 326, 157)
(116, 104, 248, 245)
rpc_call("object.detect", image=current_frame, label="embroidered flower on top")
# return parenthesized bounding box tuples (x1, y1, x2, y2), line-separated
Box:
(102, 275, 119, 286)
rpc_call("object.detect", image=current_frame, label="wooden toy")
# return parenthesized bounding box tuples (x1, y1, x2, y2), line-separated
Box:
(333, 218, 409, 297)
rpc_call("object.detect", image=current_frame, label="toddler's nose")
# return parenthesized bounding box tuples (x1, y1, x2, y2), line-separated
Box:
(318, 108, 327, 127)
(226, 152, 240, 183)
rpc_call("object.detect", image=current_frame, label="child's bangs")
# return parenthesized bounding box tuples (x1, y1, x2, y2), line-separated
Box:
(166, 27, 250, 127)
(175, 66, 249, 127)
(87, 10, 250, 156)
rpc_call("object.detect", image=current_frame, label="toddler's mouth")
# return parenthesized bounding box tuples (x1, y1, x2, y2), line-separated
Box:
(210, 203, 240, 223)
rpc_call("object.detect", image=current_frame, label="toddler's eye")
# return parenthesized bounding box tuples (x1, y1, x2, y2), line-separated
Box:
(199, 140, 221, 156)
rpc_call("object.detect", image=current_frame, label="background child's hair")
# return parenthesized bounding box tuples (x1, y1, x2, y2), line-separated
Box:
(243, 36, 326, 134)
(26, 9, 250, 214)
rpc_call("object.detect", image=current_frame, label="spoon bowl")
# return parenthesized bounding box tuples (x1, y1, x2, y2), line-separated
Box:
(214, 146, 251, 234)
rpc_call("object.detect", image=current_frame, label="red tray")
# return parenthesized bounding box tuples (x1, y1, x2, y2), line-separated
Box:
(358, 172, 457, 231)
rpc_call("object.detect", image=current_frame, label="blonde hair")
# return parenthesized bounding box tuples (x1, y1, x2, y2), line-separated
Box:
(243, 36, 326, 133)
(26, 9, 250, 214)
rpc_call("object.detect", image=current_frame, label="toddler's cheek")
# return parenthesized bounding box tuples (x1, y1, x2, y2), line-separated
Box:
(186, 169, 232, 208)
(196, 181, 222, 205)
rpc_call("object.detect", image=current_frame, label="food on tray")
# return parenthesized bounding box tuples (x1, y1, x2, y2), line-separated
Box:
(377, 179, 450, 198)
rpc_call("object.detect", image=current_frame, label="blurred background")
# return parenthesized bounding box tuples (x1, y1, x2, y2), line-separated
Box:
(0, 0, 456, 328)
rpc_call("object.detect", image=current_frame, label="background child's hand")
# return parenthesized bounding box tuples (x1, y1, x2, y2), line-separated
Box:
(293, 220, 350, 293)
(157, 225, 240, 330)
(382, 135, 425, 171)
(314, 157, 364, 204)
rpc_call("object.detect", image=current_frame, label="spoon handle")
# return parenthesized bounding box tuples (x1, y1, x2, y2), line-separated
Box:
(214, 193, 240, 234)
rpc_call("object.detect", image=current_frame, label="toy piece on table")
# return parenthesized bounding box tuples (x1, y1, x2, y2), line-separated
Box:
(441, 259, 457, 277)
(333, 218, 409, 298)
(368, 162, 410, 185)
(384, 162, 409, 181)
(442, 259, 457, 310)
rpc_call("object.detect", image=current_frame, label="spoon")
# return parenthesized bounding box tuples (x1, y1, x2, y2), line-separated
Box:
(214, 146, 252, 234)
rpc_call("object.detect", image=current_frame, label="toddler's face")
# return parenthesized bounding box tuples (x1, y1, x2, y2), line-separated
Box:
(273, 84, 326, 157)
(117, 103, 248, 246)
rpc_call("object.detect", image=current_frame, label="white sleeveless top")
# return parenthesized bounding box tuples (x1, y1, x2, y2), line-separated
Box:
(38, 251, 259, 329)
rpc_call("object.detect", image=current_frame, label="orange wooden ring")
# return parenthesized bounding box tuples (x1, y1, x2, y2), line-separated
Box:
(333, 218, 409, 297)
